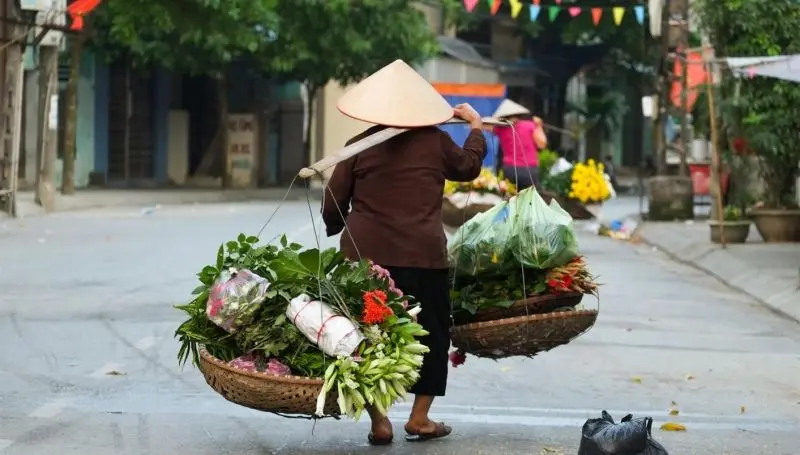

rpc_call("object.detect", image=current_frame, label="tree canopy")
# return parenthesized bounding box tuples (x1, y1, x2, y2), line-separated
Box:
(261, 0, 454, 95)
(90, 0, 279, 76)
(695, 0, 800, 207)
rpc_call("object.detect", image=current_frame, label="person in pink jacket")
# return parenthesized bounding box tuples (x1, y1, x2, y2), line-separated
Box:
(487, 99, 548, 191)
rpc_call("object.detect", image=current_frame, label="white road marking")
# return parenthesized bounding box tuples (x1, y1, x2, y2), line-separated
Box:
(28, 396, 75, 419)
(89, 362, 123, 378)
(134, 336, 159, 351)
(0, 439, 13, 451)
(391, 403, 764, 420)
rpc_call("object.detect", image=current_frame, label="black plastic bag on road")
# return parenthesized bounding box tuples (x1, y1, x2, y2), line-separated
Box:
(578, 410, 669, 455)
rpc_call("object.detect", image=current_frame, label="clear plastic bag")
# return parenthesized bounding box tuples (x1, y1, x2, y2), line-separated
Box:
(448, 188, 579, 275)
(206, 269, 270, 333)
(577, 411, 669, 455)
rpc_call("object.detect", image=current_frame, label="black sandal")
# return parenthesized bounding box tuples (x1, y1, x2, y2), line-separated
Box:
(404, 422, 452, 442)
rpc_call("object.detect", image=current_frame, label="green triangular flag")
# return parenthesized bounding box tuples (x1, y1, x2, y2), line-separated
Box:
(548, 6, 560, 21)
(487, 0, 494, 9)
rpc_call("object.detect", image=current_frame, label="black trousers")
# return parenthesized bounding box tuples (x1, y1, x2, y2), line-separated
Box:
(383, 266, 451, 397)
(502, 165, 541, 192)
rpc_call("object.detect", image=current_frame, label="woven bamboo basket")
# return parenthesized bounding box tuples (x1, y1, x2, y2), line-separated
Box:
(442, 198, 495, 228)
(450, 309, 598, 359)
(198, 349, 340, 416)
(453, 292, 584, 325)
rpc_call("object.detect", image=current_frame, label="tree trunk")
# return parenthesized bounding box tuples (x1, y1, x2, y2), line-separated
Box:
(217, 76, 230, 189)
(35, 46, 59, 212)
(61, 36, 85, 195)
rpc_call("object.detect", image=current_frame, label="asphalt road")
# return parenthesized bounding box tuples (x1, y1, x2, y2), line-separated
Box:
(1, 199, 799, 455)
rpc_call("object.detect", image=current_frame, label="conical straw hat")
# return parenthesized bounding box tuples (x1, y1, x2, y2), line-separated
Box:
(336, 60, 454, 127)
(492, 99, 531, 119)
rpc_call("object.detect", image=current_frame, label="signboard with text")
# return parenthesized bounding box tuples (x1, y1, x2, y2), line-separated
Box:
(226, 114, 257, 188)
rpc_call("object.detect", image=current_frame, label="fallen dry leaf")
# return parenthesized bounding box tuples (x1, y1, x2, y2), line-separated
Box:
(671, 401, 678, 406)
(740, 406, 746, 414)
(499, 366, 512, 372)
(660, 422, 687, 432)
(668, 408, 680, 416)
(106, 370, 127, 376)
(685, 374, 696, 380)
(631, 376, 643, 384)
(539, 448, 564, 455)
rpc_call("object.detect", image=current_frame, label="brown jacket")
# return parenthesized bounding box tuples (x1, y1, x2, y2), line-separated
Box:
(322, 126, 487, 269)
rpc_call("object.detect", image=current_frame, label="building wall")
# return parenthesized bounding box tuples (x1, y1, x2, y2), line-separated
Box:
(418, 58, 499, 84)
(309, 82, 371, 180)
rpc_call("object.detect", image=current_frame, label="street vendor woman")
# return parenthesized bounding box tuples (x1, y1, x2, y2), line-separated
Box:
(486, 99, 548, 191)
(321, 60, 487, 445)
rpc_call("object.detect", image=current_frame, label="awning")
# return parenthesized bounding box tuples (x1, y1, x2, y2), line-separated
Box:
(726, 55, 800, 83)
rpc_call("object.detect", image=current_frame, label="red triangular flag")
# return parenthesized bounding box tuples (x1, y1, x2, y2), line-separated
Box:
(591, 8, 603, 26)
(464, 0, 479, 13)
(532, 0, 540, 4)
(568, 7, 581, 17)
(490, 0, 502, 15)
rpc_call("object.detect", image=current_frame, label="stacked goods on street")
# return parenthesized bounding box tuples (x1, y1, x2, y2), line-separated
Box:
(542, 158, 614, 220)
(447, 188, 599, 364)
(442, 168, 517, 227)
(175, 236, 428, 419)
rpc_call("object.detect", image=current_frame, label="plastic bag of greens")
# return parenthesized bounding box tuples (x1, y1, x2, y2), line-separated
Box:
(448, 188, 578, 275)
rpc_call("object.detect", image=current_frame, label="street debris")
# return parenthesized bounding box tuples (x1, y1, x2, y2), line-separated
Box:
(659, 422, 687, 432)
(105, 370, 127, 376)
(685, 374, 696, 380)
(585, 218, 639, 241)
(631, 376, 643, 384)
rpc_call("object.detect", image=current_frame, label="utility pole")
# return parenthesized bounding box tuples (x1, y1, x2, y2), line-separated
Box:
(34, 44, 59, 212)
(652, 0, 672, 176)
(674, 0, 690, 177)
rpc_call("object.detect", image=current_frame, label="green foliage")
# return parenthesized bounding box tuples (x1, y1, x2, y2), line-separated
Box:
(542, 168, 572, 196)
(90, 0, 278, 76)
(723, 205, 744, 222)
(538, 149, 559, 176)
(695, 0, 800, 208)
(261, 0, 447, 94)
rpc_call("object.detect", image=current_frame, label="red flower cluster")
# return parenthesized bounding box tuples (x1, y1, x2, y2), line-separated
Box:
(361, 290, 393, 324)
(449, 350, 466, 368)
(547, 274, 574, 293)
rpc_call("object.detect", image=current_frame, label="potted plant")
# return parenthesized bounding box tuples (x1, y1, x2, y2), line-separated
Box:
(695, 0, 800, 242)
(709, 205, 751, 244)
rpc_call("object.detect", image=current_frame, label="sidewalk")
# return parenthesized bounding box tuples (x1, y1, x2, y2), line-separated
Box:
(6, 187, 322, 218)
(637, 220, 800, 323)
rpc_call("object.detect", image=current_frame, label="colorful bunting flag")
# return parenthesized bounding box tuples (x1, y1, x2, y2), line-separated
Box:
(510, 0, 524, 18)
(490, 0, 502, 15)
(529, 4, 541, 21)
(591, 7, 603, 26)
(612, 6, 625, 25)
(460, 2, 648, 30)
(634, 5, 645, 25)
(548, 5, 560, 21)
